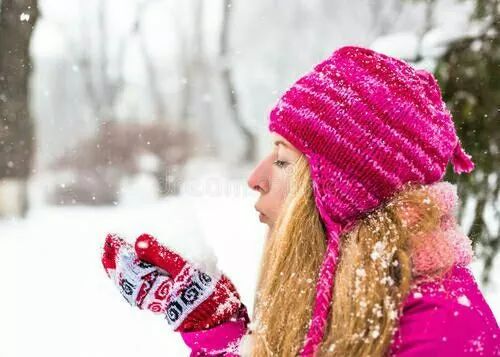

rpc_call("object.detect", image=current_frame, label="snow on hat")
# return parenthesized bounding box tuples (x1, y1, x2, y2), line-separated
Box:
(268, 45, 475, 356)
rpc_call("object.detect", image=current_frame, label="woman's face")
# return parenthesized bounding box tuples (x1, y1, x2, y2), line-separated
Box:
(247, 133, 302, 228)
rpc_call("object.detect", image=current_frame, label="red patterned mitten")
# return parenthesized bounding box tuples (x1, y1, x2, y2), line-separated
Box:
(101, 233, 247, 333)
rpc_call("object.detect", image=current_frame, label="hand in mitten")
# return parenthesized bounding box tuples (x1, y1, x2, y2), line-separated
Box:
(101, 233, 249, 333)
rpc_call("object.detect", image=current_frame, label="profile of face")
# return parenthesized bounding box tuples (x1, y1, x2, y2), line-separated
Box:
(247, 133, 302, 228)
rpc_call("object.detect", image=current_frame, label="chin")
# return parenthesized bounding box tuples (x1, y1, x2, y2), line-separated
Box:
(265, 225, 272, 239)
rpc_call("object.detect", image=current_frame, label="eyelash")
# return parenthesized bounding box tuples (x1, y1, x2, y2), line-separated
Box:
(273, 159, 289, 168)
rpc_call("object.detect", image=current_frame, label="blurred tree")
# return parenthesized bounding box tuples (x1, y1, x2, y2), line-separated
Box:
(0, 0, 38, 217)
(49, 121, 196, 204)
(174, 0, 218, 156)
(132, 0, 169, 122)
(220, 0, 256, 162)
(435, 0, 500, 284)
(53, 1, 138, 126)
(81, 0, 125, 123)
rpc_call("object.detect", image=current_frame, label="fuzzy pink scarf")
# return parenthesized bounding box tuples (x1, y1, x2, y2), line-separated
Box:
(406, 181, 474, 277)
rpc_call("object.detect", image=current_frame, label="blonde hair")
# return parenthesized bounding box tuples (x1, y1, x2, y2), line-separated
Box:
(249, 154, 445, 356)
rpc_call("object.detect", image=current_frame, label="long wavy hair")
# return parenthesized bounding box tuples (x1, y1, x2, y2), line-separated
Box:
(248, 154, 447, 356)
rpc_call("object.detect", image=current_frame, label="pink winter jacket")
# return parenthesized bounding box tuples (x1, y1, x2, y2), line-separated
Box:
(180, 264, 499, 356)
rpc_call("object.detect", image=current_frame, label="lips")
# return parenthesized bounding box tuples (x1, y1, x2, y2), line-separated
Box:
(255, 205, 267, 222)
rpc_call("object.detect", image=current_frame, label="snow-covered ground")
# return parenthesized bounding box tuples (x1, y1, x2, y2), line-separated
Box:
(0, 161, 498, 357)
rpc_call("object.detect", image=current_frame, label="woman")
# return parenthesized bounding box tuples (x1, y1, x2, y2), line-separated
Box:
(101, 46, 499, 356)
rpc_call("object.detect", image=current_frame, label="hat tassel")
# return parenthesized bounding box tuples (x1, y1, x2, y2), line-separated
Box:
(451, 139, 475, 174)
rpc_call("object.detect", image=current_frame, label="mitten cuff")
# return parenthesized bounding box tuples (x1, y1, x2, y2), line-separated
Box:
(180, 304, 250, 356)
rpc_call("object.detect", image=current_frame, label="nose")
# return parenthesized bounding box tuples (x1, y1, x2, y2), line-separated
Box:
(247, 157, 270, 193)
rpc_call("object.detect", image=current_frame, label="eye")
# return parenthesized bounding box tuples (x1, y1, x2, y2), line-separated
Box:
(273, 159, 289, 169)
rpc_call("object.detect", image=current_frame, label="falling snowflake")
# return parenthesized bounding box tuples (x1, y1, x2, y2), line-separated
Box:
(356, 268, 366, 278)
(20, 12, 30, 21)
(370, 241, 385, 261)
(371, 326, 380, 339)
(388, 309, 398, 320)
(457, 294, 471, 307)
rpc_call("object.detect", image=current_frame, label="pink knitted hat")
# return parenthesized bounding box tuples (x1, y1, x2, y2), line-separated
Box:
(267, 45, 475, 356)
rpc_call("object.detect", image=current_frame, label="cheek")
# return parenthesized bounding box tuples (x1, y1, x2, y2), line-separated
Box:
(276, 176, 289, 202)
(266, 174, 290, 217)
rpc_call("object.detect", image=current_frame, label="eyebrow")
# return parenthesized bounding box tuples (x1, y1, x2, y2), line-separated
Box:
(274, 140, 289, 148)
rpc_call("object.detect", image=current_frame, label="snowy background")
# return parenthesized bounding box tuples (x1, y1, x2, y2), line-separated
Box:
(0, 0, 498, 356)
